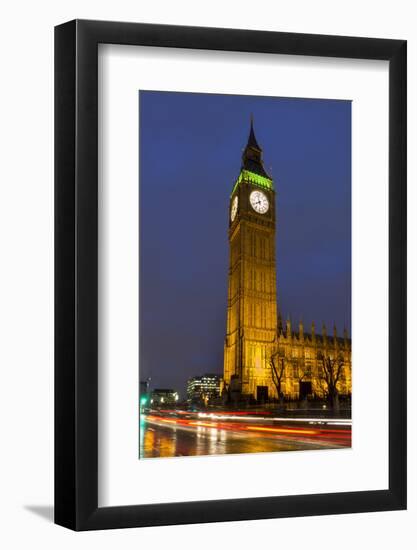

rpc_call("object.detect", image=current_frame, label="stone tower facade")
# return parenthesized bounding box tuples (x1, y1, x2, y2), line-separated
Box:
(223, 119, 278, 401)
(223, 120, 352, 402)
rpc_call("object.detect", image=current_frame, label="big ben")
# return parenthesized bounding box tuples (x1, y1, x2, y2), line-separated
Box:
(223, 118, 278, 400)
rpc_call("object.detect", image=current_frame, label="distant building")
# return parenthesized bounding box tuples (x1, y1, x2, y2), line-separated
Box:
(187, 374, 223, 404)
(151, 389, 179, 406)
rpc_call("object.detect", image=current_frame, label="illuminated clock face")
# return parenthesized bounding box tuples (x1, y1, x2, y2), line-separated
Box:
(230, 195, 238, 221)
(250, 190, 269, 214)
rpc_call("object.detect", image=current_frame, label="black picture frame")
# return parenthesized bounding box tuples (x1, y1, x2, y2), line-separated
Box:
(55, 19, 407, 531)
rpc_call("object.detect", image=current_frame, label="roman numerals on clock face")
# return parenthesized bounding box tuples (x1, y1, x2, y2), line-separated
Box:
(230, 195, 238, 221)
(249, 190, 269, 214)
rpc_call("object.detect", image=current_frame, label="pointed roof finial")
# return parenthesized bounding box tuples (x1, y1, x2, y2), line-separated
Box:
(247, 114, 261, 151)
(286, 316, 292, 339)
(299, 317, 304, 339)
(278, 311, 283, 333)
(232, 115, 273, 195)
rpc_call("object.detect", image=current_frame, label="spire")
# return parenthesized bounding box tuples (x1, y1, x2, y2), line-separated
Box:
(299, 318, 304, 340)
(247, 114, 261, 151)
(343, 327, 348, 349)
(241, 116, 272, 181)
(286, 316, 292, 338)
(278, 311, 283, 334)
(231, 116, 274, 196)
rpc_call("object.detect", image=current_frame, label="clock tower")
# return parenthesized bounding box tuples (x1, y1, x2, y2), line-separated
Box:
(224, 119, 278, 400)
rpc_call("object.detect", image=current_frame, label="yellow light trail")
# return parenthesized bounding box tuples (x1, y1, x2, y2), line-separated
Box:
(148, 417, 177, 424)
(245, 426, 317, 435)
(147, 416, 319, 436)
(189, 421, 218, 428)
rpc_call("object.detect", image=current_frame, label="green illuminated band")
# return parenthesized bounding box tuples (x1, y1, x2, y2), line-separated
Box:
(231, 169, 274, 196)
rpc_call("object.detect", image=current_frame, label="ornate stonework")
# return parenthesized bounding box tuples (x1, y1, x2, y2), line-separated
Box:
(223, 120, 352, 402)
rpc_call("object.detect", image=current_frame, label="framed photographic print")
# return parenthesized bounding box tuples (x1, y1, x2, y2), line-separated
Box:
(138, 92, 353, 459)
(55, 20, 406, 530)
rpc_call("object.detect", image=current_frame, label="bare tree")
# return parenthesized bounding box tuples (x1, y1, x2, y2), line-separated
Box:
(317, 352, 344, 409)
(269, 348, 286, 403)
(294, 359, 311, 400)
(294, 359, 311, 383)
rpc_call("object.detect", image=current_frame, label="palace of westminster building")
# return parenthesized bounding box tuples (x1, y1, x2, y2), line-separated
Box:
(223, 120, 352, 402)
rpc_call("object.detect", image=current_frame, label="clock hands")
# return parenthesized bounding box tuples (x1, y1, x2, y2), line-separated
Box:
(249, 190, 269, 214)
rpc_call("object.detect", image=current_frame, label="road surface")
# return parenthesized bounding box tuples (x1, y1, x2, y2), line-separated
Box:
(139, 410, 351, 458)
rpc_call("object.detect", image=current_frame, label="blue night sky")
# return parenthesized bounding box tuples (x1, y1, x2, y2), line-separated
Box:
(139, 91, 351, 396)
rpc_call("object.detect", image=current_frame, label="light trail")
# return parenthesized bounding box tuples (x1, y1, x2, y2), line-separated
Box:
(148, 409, 351, 427)
(144, 414, 351, 448)
(245, 425, 317, 436)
